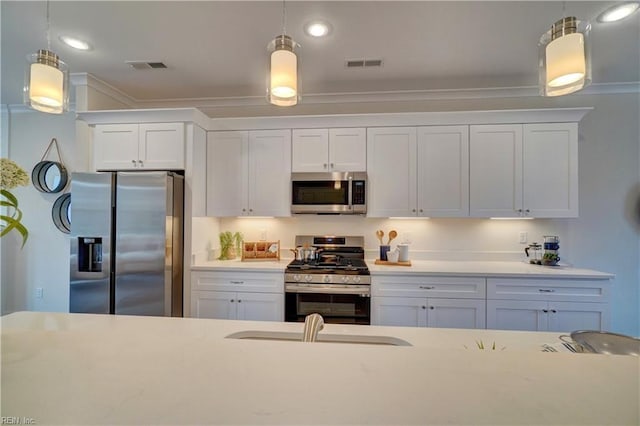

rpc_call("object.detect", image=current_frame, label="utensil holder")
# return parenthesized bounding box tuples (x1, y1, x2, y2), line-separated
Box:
(379, 245, 390, 261)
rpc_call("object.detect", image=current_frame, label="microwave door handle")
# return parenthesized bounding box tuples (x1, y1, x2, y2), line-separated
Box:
(348, 175, 353, 210)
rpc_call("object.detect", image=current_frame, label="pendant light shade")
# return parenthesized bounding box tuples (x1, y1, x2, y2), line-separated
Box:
(539, 17, 591, 97)
(268, 35, 299, 106)
(24, 0, 69, 114)
(24, 49, 69, 114)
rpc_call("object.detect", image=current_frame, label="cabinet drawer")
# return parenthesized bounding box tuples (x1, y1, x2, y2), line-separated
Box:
(487, 278, 610, 302)
(372, 275, 486, 299)
(192, 271, 283, 293)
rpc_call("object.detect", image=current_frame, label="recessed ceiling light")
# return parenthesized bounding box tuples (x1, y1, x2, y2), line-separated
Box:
(59, 35, 92, 51)
(597, 2, 640, 23)
(304, 20, 332, 37)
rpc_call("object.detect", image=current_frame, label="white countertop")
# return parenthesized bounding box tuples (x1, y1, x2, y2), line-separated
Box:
(193, 258, 614, 279)
(2, 311, 637, 425)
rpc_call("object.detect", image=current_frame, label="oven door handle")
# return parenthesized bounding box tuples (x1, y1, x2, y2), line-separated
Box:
(286, 284, 370, 296)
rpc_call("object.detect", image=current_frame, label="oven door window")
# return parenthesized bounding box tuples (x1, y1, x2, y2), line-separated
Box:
(285, 292, 370, 325)
(292, 180, 348, 205)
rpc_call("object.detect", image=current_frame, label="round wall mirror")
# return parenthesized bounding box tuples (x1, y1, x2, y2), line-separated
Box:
(52, 193, 71, 234)
(32, 161, 68, 193)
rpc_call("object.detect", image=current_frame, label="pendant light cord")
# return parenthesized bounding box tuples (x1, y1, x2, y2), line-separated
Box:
(46, 0, 51, 51)
(281, 0, 287, 35)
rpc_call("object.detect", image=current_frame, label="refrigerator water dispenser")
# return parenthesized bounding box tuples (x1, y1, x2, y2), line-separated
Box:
(78, 237, 103, 272)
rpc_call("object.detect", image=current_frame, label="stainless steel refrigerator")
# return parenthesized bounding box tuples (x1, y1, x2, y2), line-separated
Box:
(69, 171, 184, 316)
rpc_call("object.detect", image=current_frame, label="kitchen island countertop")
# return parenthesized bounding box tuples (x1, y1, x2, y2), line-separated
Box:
(2, 311, 636, 425)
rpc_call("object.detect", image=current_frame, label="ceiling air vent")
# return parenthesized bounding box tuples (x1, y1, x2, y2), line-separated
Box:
(345, 58, 383, 68)
(125, 61, 168, 70)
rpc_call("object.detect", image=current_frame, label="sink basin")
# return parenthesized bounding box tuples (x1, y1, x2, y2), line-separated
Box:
(226, 330, 412, 346)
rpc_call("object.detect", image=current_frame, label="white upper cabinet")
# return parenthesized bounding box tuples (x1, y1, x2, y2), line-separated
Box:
(469, 123, 578, 218)
(469, 124, 523, 217)
(367, 127, 417, 217)
(206, 131, 248, 217)
(367, 126, 469, 217)
(417, 126, 469, 217)
(248, 130, 292, 217)
(292, 128, 366, 172)
(93, 123, 185, 171)
(523, 123, 578, 217)
(207, 129, 291, 217)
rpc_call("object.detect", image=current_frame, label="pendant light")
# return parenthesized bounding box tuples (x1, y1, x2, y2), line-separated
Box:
(538, 6, 591, 97)
(267, 0, 300, 106)
(24, 0, 69, 114)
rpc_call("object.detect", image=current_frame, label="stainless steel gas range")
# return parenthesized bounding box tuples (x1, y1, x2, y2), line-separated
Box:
(285, 236, 371, 325)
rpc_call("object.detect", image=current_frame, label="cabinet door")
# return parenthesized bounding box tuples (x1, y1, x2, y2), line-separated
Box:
(236, 292, 284, 322)
(93, 124, 139, 170)
(371, 296, 427, 327)
(469, 125, 523, 217)
(329, 128, 366, 172)
(366, 127, 417, 217)
(206, 131, 249, 216)
(547, 302, 609, 332)
(138, 123, 185, 170)
(191, 290, 236, 319)
(426, 298, 486, 329)
(523, 123, 578, 217)
(417, 126, 469, 217)
(292, 129, 329, 172)
(487, 299, 548, 331)
(248, 130, 291, 217)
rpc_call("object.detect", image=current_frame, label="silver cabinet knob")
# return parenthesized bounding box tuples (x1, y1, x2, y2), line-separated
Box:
(131, 160, 136, 166)
(230, 299, 235, 303)
(323, 163, 328, 169)
(238, 299, 242, 303)
(429, 306, 435, 310)
(421, 306, 427, 310)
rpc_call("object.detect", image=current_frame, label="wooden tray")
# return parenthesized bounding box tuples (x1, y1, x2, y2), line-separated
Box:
(242, 240, 280, 261)
(374, 259, 412, 266)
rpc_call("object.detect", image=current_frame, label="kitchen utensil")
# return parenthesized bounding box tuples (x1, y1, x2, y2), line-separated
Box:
(524, 242, 542, 264)
(563, 331, 640, 356)
(386, 248, 400, 263)
(397, 244, 409, 262)
(376, 230, 384, 245)
(387, 230, 397, 245)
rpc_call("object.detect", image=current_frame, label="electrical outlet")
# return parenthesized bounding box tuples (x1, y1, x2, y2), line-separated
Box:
(519, 231, 528, 244)
(35, 287, 43, 299)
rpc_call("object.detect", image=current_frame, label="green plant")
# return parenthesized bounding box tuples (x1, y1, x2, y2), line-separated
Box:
(463, 340, 506, 351)
(1, 158, 29, 247)
(218, 231, 243, 260)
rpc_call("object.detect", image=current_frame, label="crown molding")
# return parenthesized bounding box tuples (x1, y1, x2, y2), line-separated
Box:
(129, 81, 640, 109)
(206, 107, 594, 131)
(70, 73, 137, 109)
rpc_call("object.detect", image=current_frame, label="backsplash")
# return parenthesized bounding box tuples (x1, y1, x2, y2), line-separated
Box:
(192, 216, 569, 263)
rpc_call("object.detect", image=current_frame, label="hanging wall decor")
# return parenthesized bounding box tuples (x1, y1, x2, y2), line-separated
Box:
(31, 138, 68, 193)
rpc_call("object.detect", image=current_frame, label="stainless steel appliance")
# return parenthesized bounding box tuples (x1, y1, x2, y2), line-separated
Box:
(69, 172, 184, 317)
(291, 172, 366, 214)
(285, 235, 370, 325)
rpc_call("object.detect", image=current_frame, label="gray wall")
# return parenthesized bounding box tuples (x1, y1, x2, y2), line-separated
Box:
(2, 91, 638, 335)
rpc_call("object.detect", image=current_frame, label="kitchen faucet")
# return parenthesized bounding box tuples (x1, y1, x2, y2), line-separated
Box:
(302, 313, 324, 342)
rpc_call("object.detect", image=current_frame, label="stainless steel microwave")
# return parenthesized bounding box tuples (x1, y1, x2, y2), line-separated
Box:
(291, 172, 367, 214)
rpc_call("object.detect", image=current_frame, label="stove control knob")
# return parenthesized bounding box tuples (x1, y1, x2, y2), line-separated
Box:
(323, 275, 331, 283)
(353, 276, 361, 283)
(293, 274, 301, 282)
(304, 275, 313, 282)
(341, 276, 349, 283)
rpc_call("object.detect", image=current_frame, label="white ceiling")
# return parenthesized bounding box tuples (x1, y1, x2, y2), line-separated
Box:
(2, 1, 639, 107)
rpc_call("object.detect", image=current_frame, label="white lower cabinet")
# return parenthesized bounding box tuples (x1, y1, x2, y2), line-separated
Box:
(486, 278, 610, 332)
(191, 270, 284, 321)
(371, 275, 486, 329)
